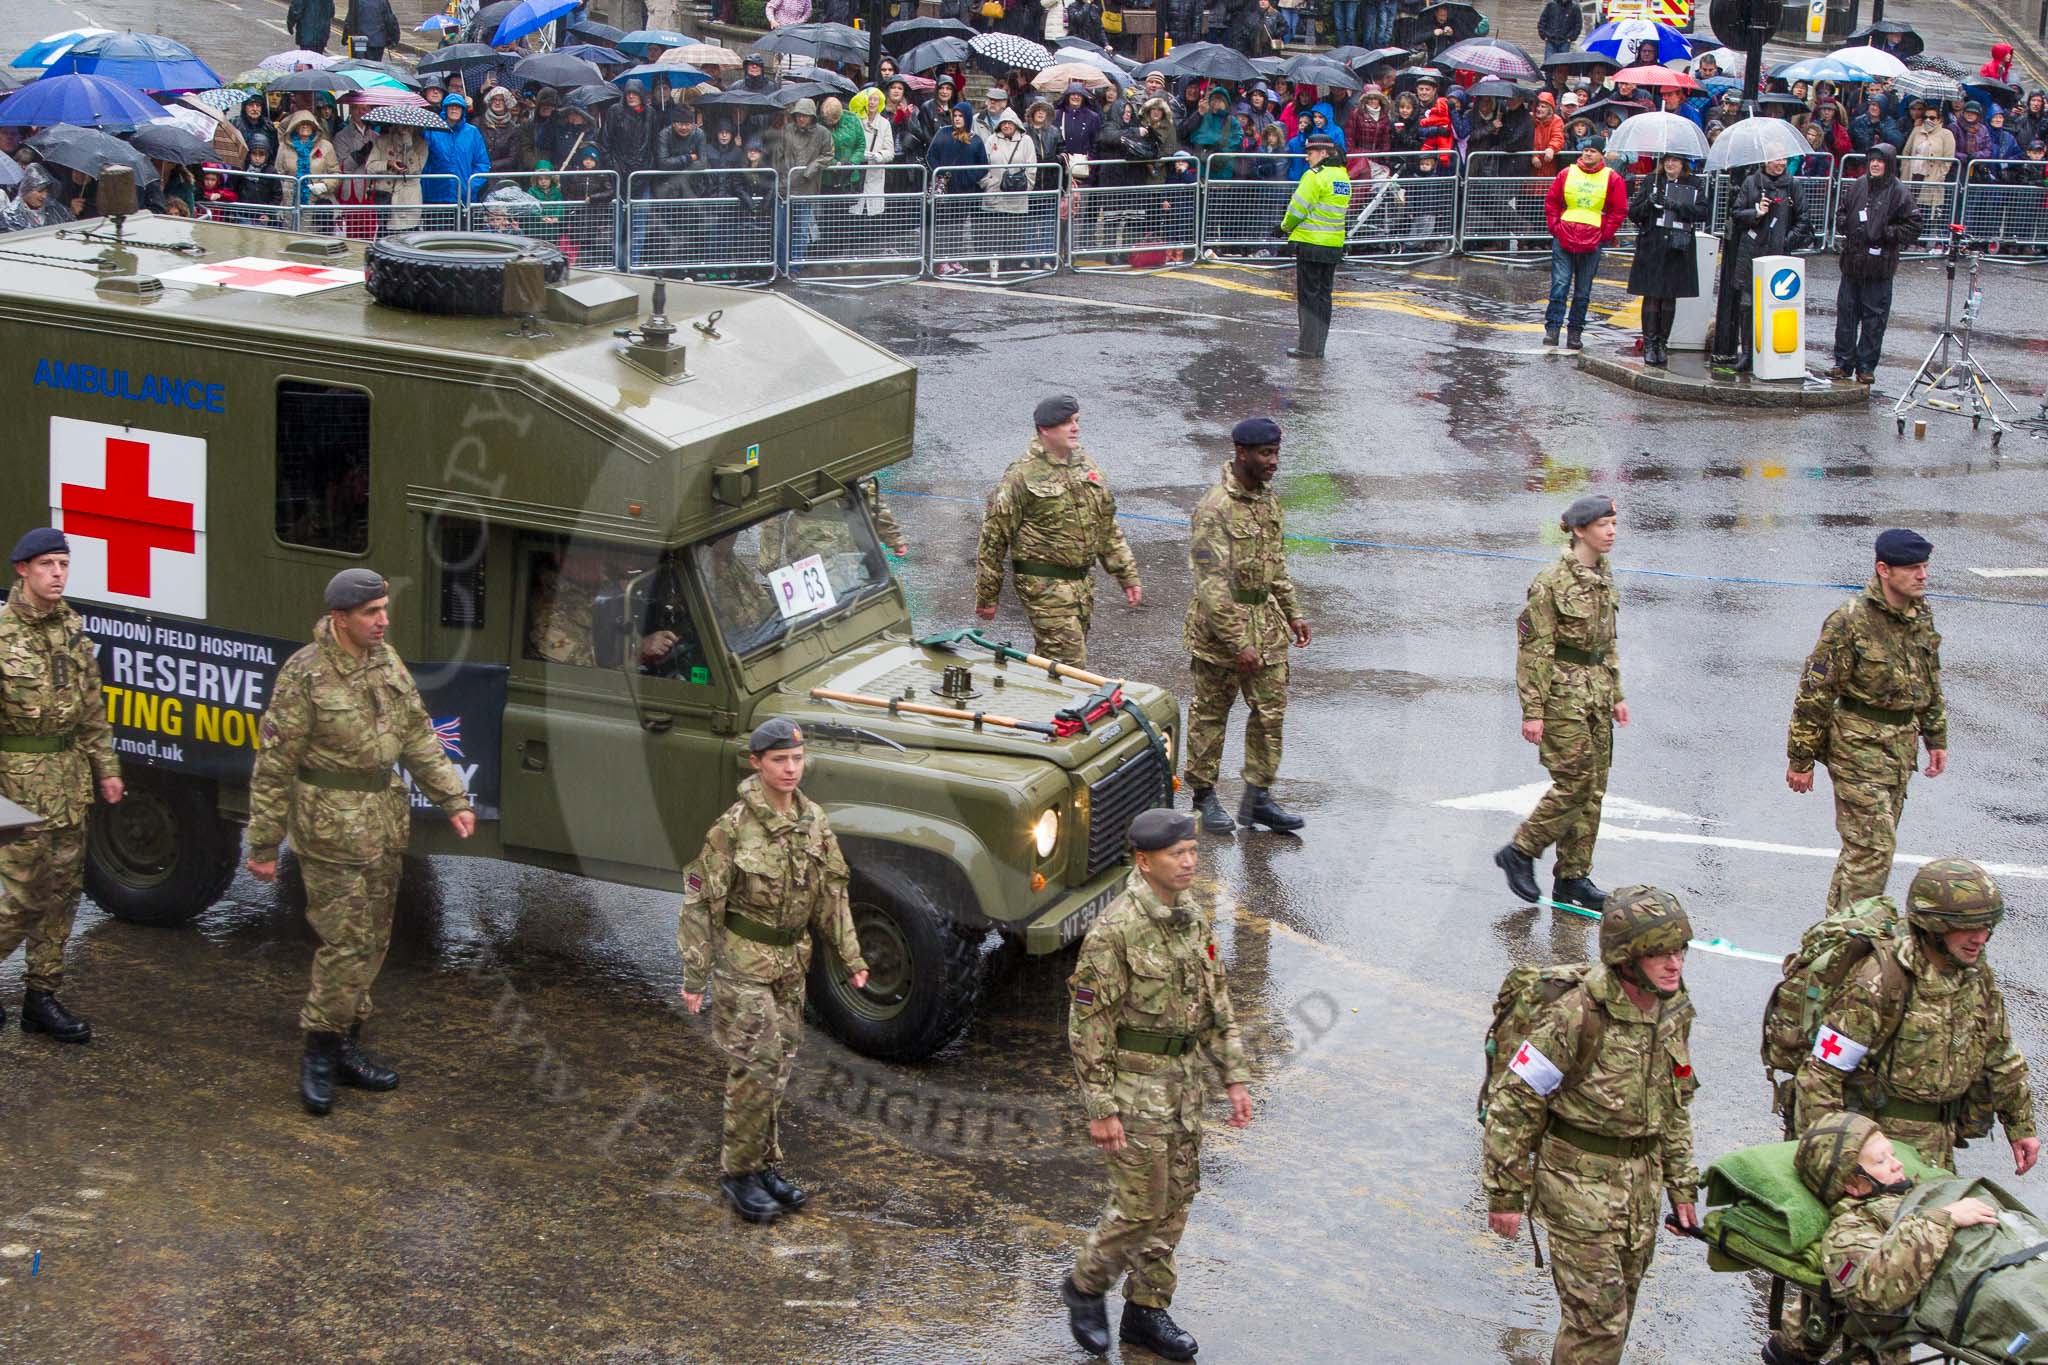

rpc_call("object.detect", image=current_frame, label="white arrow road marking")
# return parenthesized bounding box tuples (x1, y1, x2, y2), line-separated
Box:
(1435, 783, 1711, 825)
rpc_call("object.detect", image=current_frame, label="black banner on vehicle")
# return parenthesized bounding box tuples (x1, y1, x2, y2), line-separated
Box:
(79, 605, 506, 820)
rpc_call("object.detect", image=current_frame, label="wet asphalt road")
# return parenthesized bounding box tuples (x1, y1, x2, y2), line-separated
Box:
(6, 88, 2048, 1364)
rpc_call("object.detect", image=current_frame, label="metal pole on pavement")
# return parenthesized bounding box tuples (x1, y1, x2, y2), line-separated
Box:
(1712, 1, 1772, 362)
(869, 0, 887, 78)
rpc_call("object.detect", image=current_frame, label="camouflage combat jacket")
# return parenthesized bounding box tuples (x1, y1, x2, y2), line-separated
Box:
(861, 477, 905, 554)
(1183, 464, 1302, 665)
(246, 617, 472, 865)
(678, 776, 869, 993)
(0, 584, 118, 828)
(1068, 870, 1251, 1136)
(527, 567, 597, 667)
(1787, 581, 1945, 780)
(1820, 1192, 1957, 1317)
(1797, 934, 2035, 1139)
(1482, 966, 1699, 1214)
(973, 438, 1139, 608)
(1515, 550, 1622, 721)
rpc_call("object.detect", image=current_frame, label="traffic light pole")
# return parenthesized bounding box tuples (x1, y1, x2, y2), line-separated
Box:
(1711, 6, 1772, 363)
(870, 0, 887, 77)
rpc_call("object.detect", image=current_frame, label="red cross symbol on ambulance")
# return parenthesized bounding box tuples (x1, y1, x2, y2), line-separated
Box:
(49, 417, 209, 618)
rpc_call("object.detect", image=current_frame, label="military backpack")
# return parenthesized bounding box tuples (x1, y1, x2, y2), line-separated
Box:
(1759, 895, 1910, 1120)
(1478, 963, 1606, 1123)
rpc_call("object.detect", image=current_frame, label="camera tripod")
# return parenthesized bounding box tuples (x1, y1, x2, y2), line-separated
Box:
(1892, 225, 2018, 447)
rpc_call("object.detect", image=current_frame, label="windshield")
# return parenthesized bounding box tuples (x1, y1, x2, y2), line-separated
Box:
(692, 494, 891, 655)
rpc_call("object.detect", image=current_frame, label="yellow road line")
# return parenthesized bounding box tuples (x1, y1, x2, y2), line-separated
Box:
(1170, 267, 1639, 331)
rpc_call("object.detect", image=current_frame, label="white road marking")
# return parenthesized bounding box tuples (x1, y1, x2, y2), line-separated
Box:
(0, 1245, 28, 1259)
(782, 1299, 859, 1308)
(1968, 567, 2048, 579)
(771, 1244, 848, 1258)
(79, 1166, 135, 1182)
(1435, 783, 1710, 825)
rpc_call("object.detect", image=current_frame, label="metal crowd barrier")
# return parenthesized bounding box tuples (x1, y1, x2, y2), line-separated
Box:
(928, 159, 1063, 281)
(1704, 155, 1836, 256)
(468, 169, 620, 270)
(1198, 152, 1302, 261)
(624, 168, 779, 282)
(1456, 170, 1554, 261)
(203, 171, 301, 230)
(299, 174, 464, 241)
(786, 163, 927, 287)
(1068, 156, 1201, 273)
(1342, 151, 1461, 261)
(1958, 159, 2048, 259)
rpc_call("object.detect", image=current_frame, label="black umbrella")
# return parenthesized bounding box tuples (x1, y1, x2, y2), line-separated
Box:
(556, 44, 630, 66)
(1389, 65, 1453, 92)
(1543, 50, 1615, 69)
(27, 125, 161, 186)
(1844, 21, 1924, 58)
(1464, 77, 1518, 99)
(568, 18, 628, 45)
(510, 52, 605, 89)
(1963, 75, 2021, 107)
(417, 44, 506, 76)
(693, 88, 786, 112)
(466, 1, 524, 44)
(787, 67, 857, 96)
(1349, 45, 1413, 71)
(755, 23, 870, 66)
(1282, 55, 1365, 91)
(1250, 56, 1287, 78)
(901, 37, 971, 75)
(266, 68, 357, 94)
(125, 122, 218, 165)
(563, 83, 621, 111)
(1568, 98, 1640, 125)
(882, 17, 975, 53)
(1753, 92, 1808, 112)
(1399, 2, 1485, 45)
(1151, 41, 1259, 83)
(360, 103, 451, 132)
(1053, 35, 1114, 57)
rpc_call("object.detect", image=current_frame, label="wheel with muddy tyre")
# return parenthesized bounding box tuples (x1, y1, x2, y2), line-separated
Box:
(808, 861, 984, 1062)
(84, 774, 239, 926)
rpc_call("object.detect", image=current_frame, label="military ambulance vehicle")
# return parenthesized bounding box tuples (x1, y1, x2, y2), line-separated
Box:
(0, 217, 1177, 1060)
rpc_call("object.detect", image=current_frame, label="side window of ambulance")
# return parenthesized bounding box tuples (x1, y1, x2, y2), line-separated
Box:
(275, 380, 370, 553)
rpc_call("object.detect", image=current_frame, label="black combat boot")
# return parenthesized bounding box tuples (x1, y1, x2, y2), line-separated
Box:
(1565, 328, 1584, 351)
(1237, 786, 1304, 832)
(1120, 1302, 1198, 1361)
(336, 1023, 399, 1091)
(1061, 1277, 1111, 1356)
(719, 1172, 783, 1224)
(1761, 1339, 1818, 1365)
(1190, 788, 1235, 835)
(756, 1168, 808, 1211)
(300, 1032, 341, 1116)
(20, 990, 90, 1044)
(1493, 844, 1540, 904)
(1543, 325, 1560, 347)
(1552, 876, 1608, 912)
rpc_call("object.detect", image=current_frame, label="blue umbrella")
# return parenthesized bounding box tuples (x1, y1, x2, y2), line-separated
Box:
(1776, 56, 1856, 83)
(12, 27, 113, 70)
(555, 44, 629, 65)
(492, 0, 584, 47)
(617, 29, 690, 58)
(611, 62, 711, 88)
(0, 72, 166, 128)
(417, 15, 464, 32)
(44, 31, 222, 93)
(1581, 19, 1695, 66)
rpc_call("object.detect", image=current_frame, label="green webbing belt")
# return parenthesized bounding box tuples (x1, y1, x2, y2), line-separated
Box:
(1876, 1093, 1961, 1124)
(296, 767, 392, 793)
(1116, 1026, 1197, 1057)
(1013, 558, 1087, 581)
(1554, 644, 1607, 667)
(1230, 587, 1270, 605)
(1841, 696, 1915, 727)
(723, 911, 806, 947)
(1547, 1116, 1656, 1159)
(0, 733, 70, 753)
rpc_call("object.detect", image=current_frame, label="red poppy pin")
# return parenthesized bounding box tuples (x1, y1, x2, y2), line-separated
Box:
(1086, 469, 1101, 483)
(1207, 942, 1217, 961)
(1673, 1063, 1693, 1079)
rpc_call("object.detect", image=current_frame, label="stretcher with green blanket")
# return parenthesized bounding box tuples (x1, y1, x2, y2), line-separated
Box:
(1696, 1141, 2048, 1364)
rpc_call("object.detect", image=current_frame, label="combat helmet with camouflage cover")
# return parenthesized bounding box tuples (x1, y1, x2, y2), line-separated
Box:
(1600, 885, 1692, 999)
(1905, 859, 2004, 935)
(1796, 1110, 1885, 1204)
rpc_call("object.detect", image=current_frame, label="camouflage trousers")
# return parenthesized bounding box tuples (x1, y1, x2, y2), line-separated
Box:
(1514, 712, 1613, 880)
(300, 852, 403, 1034)
(0, 822, 87, 993)
(1072, 1128, 1202, 1309)
(1013, 574, 1095, 668)
(1826, 771, 1910, 913)
(713, 968, 806, 1176)
(1542, 1214, 1656, 1365)
(1183, 657, 1288, 791)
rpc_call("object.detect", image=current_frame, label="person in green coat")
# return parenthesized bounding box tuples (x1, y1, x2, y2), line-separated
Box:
(823, 96, 866, 196)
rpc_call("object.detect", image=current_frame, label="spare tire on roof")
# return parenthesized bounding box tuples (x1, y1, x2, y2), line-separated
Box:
(364, 231, 569, 316)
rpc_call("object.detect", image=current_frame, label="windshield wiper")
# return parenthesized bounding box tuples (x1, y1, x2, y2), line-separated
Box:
(803, 720, 907, 752)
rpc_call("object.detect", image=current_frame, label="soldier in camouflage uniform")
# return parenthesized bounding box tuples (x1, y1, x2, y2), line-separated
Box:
(1765, 1112, 2002, 1365)
(1496, 495, 1627, 914)
(1483, 886, 1700, 1365)
(1787, 529, 1947, 913)
(974, 395, 1142, 668)
(246, 569, 476, 1116)
(1182, 417, 1312, 836)
(1062, 808, 1252, 1363)
(679, 718, 870, 1225)
(0, 528, 122, 1044)
(526, 547, 678, 670)
(1795, 858, 2038, 1177)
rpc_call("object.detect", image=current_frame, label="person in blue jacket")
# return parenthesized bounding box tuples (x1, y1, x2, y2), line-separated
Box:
(1286, 102, 1346, 169)
(424, 91, 491, 204)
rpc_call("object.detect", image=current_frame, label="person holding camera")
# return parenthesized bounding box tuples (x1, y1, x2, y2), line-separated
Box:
(1727, 156, 1807, 372)
(1829, 143, 1924, 385)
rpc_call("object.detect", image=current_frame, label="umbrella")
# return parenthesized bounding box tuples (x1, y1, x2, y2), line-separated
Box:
(342, 87, 430, 107)
(260, 49, 339, 72)
(883, 17, 976, 52)
(693, 88, 786, 112)
(227, 68, 277, 90)
(266, 68, 358, 95)
(1692, 46, 1746, 74)
(1964, 75, 2022, 107)
(25, 124, 159, 184)
(902, 37, 971, 75)
(360, 103, 451, 132)
(612, 62, 710, 88)
(417, 44, 503, 73)
(761, 23, 876, 67)
(338, 68, 415, 93)
(164, 101, 249, 165)
(1049, 48, 1124, 81)
(1777, 56, 1857, 84)
(1464, 78, 1519, 99)
(1568, 98, 1645, 125)
(1147, 42, 1258, 83)
(563, 83, 621, 111)
(333, 59, 423, 88)
(1904, 53, 1972, 80)
(1827, 46, 1909, 81)
(569, 19, 628, 45)
(1582, 19, 1691, 66)
(777, 81, 851, 107)
(0, 158, 21, 189)
(1753, 92, 1809, 113)
(126, 122, 218, 165)
(1282, 55, 1364, 91)
(1033, 61, 1111, 92)
(1844, 21, 1923, 58)
(1438, 37, 1538, 80)
(0, 67, 27, 93)
(1606, 109, 1708, 160)
(1891, 69, 1963, 103)
(789, 67, 856, 95)
(466, 1, 525, 42)
(617, 29, 692, 58)
(416, 15, 465, 34)
(510, 52, 605, 88)
(1350, 46, 1413, 71)
(44, 31, 222, 93)
(555, 45, 630, 66)
(966, 32, 1052, 76)
(1543, 50, 1615, 70)
(1702, 76, 1743, 97)
(0, 73, 166, 129)
(1705, 115, 1809, 170)
(491, 0, 584, 47)
(12, 27, 113, 71)
(1612, 64, 1699, 92)
(664, 45, 743, 70)
(1399, 2, 1483, 43)
(186, 87, 247, 114)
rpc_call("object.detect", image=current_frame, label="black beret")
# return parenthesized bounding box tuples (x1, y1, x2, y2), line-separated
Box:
(1562, 494, 1616, 529)
(1231, 416, 1283, 446)
(1875, 528, 1933, 566)
(1129, 808, 1197, 851)
(749, 717, 805, 753)
(324, 568, 390, 611)
(10, 527, 69, 563)
(1033, 394, 1080, 429)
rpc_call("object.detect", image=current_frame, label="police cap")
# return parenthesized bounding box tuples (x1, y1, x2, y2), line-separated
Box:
(1304, 132, 1337, 151)
(1128, 808, 1196, 851)
(1231, 416, 1283, 447)
(324, 568, 390, 611)
(1561, 494, 1616, 529)
(1033, 394, 1080, 429)
(748, 717, 805, 753)
(10, 527, 69, 564)
(1874, 528, 1933, 566)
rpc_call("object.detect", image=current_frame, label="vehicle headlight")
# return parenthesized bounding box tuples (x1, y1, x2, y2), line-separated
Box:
(1032, 808, 1060, 859)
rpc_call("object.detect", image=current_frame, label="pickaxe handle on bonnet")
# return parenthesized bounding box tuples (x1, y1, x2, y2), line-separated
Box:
(808, 688, 1058, 738)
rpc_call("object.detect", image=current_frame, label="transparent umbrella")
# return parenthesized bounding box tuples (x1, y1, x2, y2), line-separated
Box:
(1607, 110, 1708, 160)
(1828, 46, 1909, 80)
(1704, 116, 1809, 171)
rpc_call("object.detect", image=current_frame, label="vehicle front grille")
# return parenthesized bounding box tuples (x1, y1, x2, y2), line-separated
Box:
(1085, 745, 1170, 879)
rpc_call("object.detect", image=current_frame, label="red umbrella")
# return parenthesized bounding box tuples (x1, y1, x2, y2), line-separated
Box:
(1611, 65, 1700, 92)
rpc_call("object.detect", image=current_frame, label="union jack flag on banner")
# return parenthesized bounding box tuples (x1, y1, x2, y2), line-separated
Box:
(432, 716, 465, 760)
